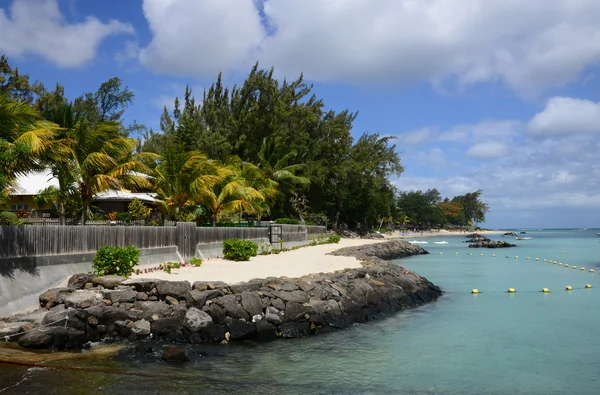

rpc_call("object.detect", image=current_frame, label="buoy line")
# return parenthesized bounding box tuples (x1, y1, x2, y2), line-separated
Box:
(470, 285, 593, 294)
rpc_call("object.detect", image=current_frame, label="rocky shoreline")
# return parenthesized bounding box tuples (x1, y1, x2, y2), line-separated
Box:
(466, 234, 516, 248)
(0, 240, 441, 351)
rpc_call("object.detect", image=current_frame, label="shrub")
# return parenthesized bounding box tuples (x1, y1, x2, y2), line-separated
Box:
(222, 239, 258, 261)
(274, 218, 300, 225)
(271, 249, 281, 254)
(328, 234, 341, 244)
(128, 199, 150, 220)
(190, 257, 203, 267)
(115, 212, 132, 222)
(92, 245, 139, 277)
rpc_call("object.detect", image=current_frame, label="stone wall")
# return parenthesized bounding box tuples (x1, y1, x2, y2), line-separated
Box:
(1, 241, 442, 350)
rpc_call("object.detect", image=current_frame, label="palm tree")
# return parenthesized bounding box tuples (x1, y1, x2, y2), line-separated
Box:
(0, 91, 60, 196)
(153, 143, 221, 220)
(192, 160, 266, 226)
(69, 120, 157, 224)
(257, 137, 310, 187)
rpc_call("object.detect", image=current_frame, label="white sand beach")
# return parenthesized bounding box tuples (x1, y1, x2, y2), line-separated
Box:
(132, 238, 386, 285)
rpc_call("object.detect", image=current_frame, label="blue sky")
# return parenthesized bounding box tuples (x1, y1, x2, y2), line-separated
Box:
(2, 0, 600, 229)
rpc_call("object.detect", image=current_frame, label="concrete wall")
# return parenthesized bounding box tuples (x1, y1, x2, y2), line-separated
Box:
(0, 246, 180, 317)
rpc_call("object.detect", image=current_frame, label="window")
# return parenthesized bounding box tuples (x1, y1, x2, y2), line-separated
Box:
(10, 204, 29, 211)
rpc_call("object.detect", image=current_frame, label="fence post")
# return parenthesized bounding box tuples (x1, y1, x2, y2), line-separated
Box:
(176, 222, 197, 259)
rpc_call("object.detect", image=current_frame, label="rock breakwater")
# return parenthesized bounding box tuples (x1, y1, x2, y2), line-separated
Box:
(1, 241, 441, 351)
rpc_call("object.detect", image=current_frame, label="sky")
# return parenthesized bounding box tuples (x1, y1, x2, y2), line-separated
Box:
(1, 0, 600, 229)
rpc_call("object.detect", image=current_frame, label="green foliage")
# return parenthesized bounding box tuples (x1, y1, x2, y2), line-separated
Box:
(162, 261, 181, 274)
(115, 212, 132, 222)
(328, 234, 341, 244)
(0, 211, 26, 225)
(92, 245, 139, 277)
(271, 249, 281, 255)
(128, 199, 150, 220)
(222, 239, 258, 261)
(275, 218, 300, 224)
(190, 257, 203, 267)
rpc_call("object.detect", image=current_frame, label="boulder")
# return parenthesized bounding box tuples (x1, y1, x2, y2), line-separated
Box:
(131, 319, 151, 336)
(42, 308, 88, 332)
(92, 275, 127, 289)
(136, 292, 149, 301)
(225, 319, 256, 340)
(198, 324, 226, 342)
(122, 278, 159, 293)
(276, 290, 309, 304)
(229, 279, 263, 294)
(18, 327, 86, 350)
(85, 305, 139, 326)
(134, 301, 173, 321)
(187, 289, 224, 309)
(151, 317, 185, 338)
(102, 289, 137, 303)
(264, 306, 282, 325)
(256, 320, 278, 342)
(240, 292, 263, 316)
(67, 274, 93, 290)
(192, 281, 229, 291)
(161, 345, 189, 362)
(6, 310, 48, 326)
(215, 295, 250, 321)
(156, 281, 191, 300)
(201, 303, 226, 324)
(39, 287, 74, 308)
(184, 307, 213, 332)
(0, 321, 30, 339)
(279, 322, 310, 338)
(64, 290, 102, 309)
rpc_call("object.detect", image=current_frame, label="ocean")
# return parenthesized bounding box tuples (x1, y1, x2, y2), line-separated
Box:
(2, 229, 600, 394)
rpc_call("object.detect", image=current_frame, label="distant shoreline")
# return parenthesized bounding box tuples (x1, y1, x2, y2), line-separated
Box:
(383, 229, 504, 239)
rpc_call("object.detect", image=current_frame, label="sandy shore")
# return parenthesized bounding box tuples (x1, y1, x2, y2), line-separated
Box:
(132, 238, 387, 285)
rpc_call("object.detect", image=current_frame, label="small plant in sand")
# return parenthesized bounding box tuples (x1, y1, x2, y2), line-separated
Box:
(190, 257, 203, 267)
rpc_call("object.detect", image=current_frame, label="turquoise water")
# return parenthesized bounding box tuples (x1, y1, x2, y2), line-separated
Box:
(2, 229, 600, 394)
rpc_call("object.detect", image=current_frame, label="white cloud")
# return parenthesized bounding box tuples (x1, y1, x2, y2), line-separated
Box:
(396, 128, 434, 146)
(0, 0, 133, 68)
(439, 120, 521, 143)
(139, 0, 264, 76)
(528, 97, 600, 136)
(466, 142, 510, 159)
(140, 0, 600, 96)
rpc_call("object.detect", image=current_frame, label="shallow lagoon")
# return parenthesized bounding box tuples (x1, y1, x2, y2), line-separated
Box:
(2, 229, 600, 394)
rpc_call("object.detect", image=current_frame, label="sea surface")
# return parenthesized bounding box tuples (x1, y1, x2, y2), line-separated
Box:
(2, 229, 600, 395)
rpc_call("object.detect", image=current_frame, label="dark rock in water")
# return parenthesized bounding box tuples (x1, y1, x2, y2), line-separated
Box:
(42, 308, 88, 332)
(161, 345, 189, 362)
(215, 295, 250, 321)
(18, 327, 86, 350)
(151, 317, 185, 339)
(199, 323, 225, 342)
(156, 280, 191, 300)
(225, 318, 256, 340)
(328, 240, 429, 261)
(256, 320, 278, 342)
(469, 240, 516, 248)
(92, 275, 126, 289)
(279, 322, 310, 338)
(68, 274, 93, 290)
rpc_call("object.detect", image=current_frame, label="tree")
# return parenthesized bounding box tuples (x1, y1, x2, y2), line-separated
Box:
(74, 77, 134, 125)
(452, 190, 489, 225)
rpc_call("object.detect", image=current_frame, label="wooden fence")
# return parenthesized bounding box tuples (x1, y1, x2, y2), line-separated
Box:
(0, 223, 327, 259)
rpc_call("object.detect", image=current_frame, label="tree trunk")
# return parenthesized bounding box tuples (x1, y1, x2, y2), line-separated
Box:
(212, 213, 217, 227)
(59, 202, 66, 226)
(81, 200, 87, 225)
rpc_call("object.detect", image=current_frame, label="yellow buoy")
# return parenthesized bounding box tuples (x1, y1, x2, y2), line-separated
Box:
(515, 256, 519, 259)
(526, 257, 530, 260)
(505, 256, 509, 259)
(456, 252, 459, 255)
(492, 254, 496, 257)
(562, 250, 565, 254)
(507, 288, 516, 293)
(440, 252, 443, 255)
(565, 264, 569, 268)
(573, 266, 577, 270)
(554, 262, 557, 265)
(469, 253, 472, 256)
(543, 259, 547, 262)
(541, 288, 550, 293)
(554, 261, 558, 264)
(559, 263, 562, 266)
(590, 269, 594, 273)
(565, 285, 572, 291)
(471, 289, 479, 294)
(585, 284, 592, 289)
(535, 258, 539, 261)
(480, 253, 484, 256)
(581, 267, 585, 271)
